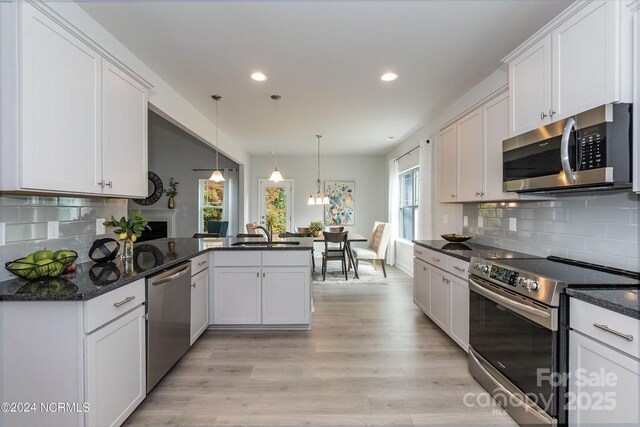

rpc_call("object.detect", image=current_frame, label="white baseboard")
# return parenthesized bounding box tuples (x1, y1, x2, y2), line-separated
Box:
(395, 261, 413, 277)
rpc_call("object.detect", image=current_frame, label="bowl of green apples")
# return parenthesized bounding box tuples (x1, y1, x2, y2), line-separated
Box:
(5, 249, 78, 281)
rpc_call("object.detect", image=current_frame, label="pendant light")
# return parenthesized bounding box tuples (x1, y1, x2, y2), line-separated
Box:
(308, 135, 329, 205)
(268, 95, 284, 182)
(209, 95, 225, 182)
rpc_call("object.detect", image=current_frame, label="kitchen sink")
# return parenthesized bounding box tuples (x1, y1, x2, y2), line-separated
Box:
(231, 241, 301, 247)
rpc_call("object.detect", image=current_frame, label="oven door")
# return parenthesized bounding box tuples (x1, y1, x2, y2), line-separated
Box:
(468, 276, 559, 424)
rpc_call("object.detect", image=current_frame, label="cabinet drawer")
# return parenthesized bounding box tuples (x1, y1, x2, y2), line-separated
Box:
(415, 247, 447, 270)
(448, 257, 469, 279)
(570, 298, 639, 359)
(262, 250, 310, 267)
(84, 279, 145, 333)
(191, 253, 209, 274)
(214, 251, 261, 267)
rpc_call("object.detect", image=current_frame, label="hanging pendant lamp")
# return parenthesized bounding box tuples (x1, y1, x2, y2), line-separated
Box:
(268, 95, 284, 182)
(209, 95, 225, 182)
(308, 135, 329, 205)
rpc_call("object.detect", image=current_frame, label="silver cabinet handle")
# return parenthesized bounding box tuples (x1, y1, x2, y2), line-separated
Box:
(453, 266, 466, 272)
(256, 272, 259, 278)
(560, 117, 576, 184)
(540, 111, 548, 119)
(431, 257, 440, 262)
(97, 180, 105, 188)
(113, 295, 135, 307)
(105, 181, 113, 188)
(197, 260, 207, 266)
(450, 194, 456, 198)
(475, 191, 481, 197)
(593, 323, 634, 342)
(262, 272, 266, 278)
(549, 109, 556, 117)
(191, 283, 197, 288)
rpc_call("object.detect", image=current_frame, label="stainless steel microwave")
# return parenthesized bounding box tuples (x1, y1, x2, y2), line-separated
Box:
(502, 104, 632, 193)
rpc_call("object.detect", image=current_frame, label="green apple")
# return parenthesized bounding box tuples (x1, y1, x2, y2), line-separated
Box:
(33, 250, 54, 262)
(9, 261, 32, 270)
(54, 249, 75, 260)
(24, 253, 36, 264)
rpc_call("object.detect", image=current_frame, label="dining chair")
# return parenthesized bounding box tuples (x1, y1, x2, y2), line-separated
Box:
(352, 222, 391, 278)
(207, 221, 229, 237)
(321, 231, 349, 281)
(193, 233, 221, 238)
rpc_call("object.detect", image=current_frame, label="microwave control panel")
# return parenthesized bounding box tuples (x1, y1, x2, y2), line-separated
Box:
(578, 124, 607, 170)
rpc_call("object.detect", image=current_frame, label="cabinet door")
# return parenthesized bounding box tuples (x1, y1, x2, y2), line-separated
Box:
(457, 108, 484, 202)
(429, 268, 450, 332)
(413, 258, 430, 315)
(634, 7, 640, 194)
(552, 1, 619, 120)
(509, 33, 552, 136)
(190, 269, 209, 345)
(262, 267, 310, 325)
(213, 267, 261, 324)
(483, 92, 517, 201)
(102, 60, 148, 198)
(569, 331, 640, 426)
(20, 3, 102, 194)
(85, 305, 146, 427)
(449, 275, 469, 352)
(438, 124, 458, 203)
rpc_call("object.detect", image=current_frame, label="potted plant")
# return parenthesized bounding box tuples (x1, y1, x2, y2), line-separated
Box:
(309, 221, 324, 238)
(164, 177, 179, 209)
(103, 209, 150, 260)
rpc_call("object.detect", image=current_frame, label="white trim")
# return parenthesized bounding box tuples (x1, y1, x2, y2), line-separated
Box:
(440, 85, 508, 131)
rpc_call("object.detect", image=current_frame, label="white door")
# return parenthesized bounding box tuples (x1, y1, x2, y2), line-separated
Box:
(85, 305, 146, 427)
(262, 267, 310, 325)
(190, 269, 209, 345)
(258, 179, 293, 234)
(438, 124, 458, 203)
(449, 275, 469, 352)
(483, 92, 516, 200)
(569, 331, 640, 426)
(102, 60, 148, 198)
(509, 33, 552, 136)
(552, 1, 619, 121)
(213, 267, 262, 324)
(413, 258, 430, 315)
(457, 108, 484, 202)
(20, 3, 102, 194)
(429, 268, 450, 331)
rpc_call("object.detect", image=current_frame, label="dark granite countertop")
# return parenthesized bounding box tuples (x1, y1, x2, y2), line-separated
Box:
(0, 237, 313, 302)
(412, 240, 540, 262)
(567, 288, 640, 319)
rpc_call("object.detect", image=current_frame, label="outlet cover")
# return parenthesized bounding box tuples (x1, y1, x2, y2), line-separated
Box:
(96, 218, 106, 235)
(0, 223, 5, 246)
(443, 214, 449, 225)
(478, 216, 484, 228)
(47, 221, 59, 239)
(463, 216, 468, 227)
(509, 217, 517, 232)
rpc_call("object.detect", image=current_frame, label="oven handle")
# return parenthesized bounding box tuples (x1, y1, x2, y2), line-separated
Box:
(560, 117, 577, 184)
(469, 278, 550, 319)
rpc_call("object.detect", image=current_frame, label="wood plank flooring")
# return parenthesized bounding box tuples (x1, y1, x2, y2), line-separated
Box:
(124, 267, 517, 426)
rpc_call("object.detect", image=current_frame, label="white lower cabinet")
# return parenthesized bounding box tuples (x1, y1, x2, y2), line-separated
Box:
(85, 305, 146, 427)
(413, 258, 431, 314)
(429, 268, 450, 332)
(213, 267, 262, 324)
(449, 276, 469, 351)
(190, 268, 209, 344)
(262, 267, 310, 325)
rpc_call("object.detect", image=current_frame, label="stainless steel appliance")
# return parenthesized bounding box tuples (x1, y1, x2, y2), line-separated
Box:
(468, 256, 639, 425)
(502, 103, 632, 193)
(146, 262, 191, 392)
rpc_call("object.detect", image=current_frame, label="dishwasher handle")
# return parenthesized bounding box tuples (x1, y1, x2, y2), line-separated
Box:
(151, 264, 191, 286)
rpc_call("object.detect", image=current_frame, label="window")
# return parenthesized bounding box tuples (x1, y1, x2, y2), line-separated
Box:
(399, 167, 419, 241)
(199, 179, 226, 232)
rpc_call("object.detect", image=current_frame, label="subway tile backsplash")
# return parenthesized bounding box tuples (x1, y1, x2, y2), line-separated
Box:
(463, 191, 640, 272)
(0, 195, 127, 282)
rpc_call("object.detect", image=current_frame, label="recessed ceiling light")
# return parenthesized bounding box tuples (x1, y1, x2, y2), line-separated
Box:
(381, 72, 398, 82)
(251, 72, 267, 81)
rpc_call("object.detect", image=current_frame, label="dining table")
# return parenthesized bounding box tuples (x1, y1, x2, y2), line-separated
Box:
(313, 233, 367, 279)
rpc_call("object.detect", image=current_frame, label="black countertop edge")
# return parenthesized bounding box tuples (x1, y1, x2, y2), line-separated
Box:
(566, 288, 640, 320)
(412, 240, 540, 262)
(0, 237, 313, 302)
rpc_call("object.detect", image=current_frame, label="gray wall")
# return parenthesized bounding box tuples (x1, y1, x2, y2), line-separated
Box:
(131, 111, 240, 237)
(462, 191, 640, 271)
(0, 195, 127, 282)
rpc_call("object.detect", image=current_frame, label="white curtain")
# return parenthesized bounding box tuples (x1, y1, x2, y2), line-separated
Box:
(387, 159, 399, 265)
(418, 139, 433, 240)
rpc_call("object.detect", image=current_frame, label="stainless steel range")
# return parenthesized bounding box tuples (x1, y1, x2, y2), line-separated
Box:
(467, 256, 639, 426)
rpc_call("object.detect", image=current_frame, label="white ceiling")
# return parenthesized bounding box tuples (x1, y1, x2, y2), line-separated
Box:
(79, 0, 571, 155)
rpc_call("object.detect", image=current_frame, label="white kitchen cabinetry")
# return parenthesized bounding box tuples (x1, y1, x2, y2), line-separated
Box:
(262, 267, 310, 325)
(429, 268, 450, 332)
(213, 267, 262, 325)
(0, 1, 149, 197)
(438, 123, 458, 203)
(457, 108, 484, 201)
(190, 269, 209, 344)
(504, 1, 632, 136)
(631, 1, 640, 193)
(413, 257, 431, 314)
(449, 276, 469, 351)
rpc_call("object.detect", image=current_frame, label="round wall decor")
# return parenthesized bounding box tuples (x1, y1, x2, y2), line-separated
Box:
(133, 171, 164, 206)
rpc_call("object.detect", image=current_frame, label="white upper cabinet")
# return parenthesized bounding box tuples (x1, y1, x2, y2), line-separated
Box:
(438, 124, 458, 203)
(1, 2, 149, 197)
(505, 1, 632, 136)
(508, 34, 552, 136)
(631, 1, 640, 193)
(457, 108, 484, 201)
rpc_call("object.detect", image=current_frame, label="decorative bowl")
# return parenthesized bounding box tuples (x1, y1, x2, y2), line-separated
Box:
(5, 251, 78, 281)
(296, 227, 310, 235)
(441, 234, 473, 243)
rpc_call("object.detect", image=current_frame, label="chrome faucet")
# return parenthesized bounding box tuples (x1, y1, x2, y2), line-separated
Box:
(254, 224, 273, 242)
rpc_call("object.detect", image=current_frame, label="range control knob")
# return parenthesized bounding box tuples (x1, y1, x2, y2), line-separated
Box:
(481, 265, 490, 274)
(474, 262, 481, 270)
(524, 279, 540, 292)
(516, 277, 526, 287)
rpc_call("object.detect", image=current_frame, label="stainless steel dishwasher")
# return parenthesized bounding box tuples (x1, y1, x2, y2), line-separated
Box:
(146, 262, 191, 392)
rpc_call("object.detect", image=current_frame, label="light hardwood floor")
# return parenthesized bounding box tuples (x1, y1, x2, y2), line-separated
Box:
(124, 267, 517, 426)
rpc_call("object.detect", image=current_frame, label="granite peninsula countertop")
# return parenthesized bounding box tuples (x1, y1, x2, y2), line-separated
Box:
(412, 240, 540, 262)
(566, 288, 640, 319)
(0, 237, 313, 302)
